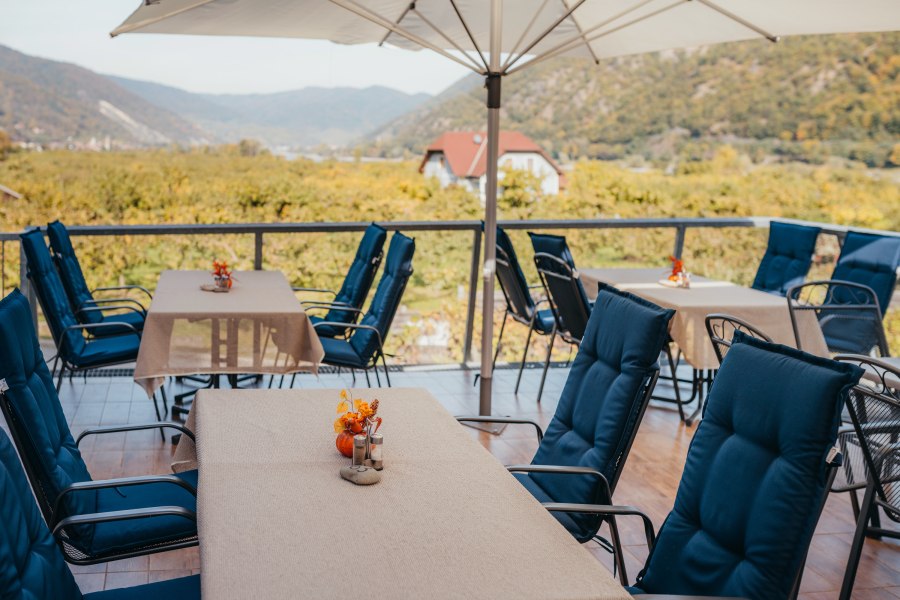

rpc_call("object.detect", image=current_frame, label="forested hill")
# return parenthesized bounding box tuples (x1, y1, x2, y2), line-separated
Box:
(368, 32, 900, 166)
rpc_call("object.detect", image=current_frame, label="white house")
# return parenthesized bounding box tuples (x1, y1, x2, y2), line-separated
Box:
(419, 131, 563, 201)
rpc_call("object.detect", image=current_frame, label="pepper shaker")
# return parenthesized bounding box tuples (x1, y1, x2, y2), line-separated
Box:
(369, 433, 383, 470)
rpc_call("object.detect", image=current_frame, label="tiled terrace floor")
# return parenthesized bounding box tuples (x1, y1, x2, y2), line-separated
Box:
(6, 362, 900, 598)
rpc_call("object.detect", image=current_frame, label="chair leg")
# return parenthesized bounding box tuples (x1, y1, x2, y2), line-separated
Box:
(56, 364, 66, 393)
(382, 354, 392, 388)
(536, 326, 557, 404)
(515, 318, 536, 395)
(49, 355, 59, 378)
(160, 385, 169, 415)
(840, 481, 878, 600)
(607, 516, 629, 587)
(150, 392, 165, 441)
(492, 311, 509, 369)
(364, 369, 371, 387)
(665, 346, 686, 422)
(373, 364, 382, 388)
(289, 373, 297, 388)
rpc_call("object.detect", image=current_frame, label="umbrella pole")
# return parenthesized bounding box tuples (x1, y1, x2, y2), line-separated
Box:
(478, 73, 502, 416)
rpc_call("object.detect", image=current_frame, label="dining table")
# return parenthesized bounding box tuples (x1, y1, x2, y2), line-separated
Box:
(133, 270, 324, 397)
(171, 387, 632, 599)
(580, 267, 829, 371)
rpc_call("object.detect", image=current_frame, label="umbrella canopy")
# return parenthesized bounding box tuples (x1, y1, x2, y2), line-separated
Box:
(113, 0, 900, 415)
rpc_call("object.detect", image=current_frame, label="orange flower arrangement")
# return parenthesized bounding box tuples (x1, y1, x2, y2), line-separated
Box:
(334, 389, 381, 458)
(668, 255, 685, 282)
(211, 260, 233, 289)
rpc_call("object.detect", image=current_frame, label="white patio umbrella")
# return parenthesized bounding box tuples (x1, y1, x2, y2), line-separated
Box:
(113, 0, 900, 415)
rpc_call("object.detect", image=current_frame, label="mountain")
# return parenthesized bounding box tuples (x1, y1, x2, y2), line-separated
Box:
(110, 77, 431, 148)
(0, 45, 208, 147)
(368, 32, 900, 166)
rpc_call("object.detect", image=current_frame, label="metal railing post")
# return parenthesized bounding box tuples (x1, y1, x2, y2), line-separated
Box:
(19, 241, 37, 327)
(254, 232, 264, 270)
(672, 225, 686, 259)
(463, 228, 482, 363)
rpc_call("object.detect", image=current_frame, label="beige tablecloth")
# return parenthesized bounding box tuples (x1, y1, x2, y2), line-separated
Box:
(175, 388, 630, 600)
(134, 270, 323, 396)
(581, 268, 828, 370)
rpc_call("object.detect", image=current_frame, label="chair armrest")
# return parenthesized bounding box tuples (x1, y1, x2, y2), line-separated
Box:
(52, 475, 197, 527)
(787, 280, 882, 310)
(65, 321, 141, 339)
(543, 502, 657, 550)
(76, 422, 195, 447)
(81, 297, 147, 313)
(509, 465, 612, 504)
(75, 305, 144, 319)
(292, 286, 337, 298)
(52, 506, 196, 538)
(92, 285, 153, 302)
(455, 416, 543, 442)
(637, 596, 749, 599)
(299, 299, 355, 309)
(303, 303, 363, 315)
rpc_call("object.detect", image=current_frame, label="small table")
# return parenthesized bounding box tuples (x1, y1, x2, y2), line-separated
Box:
(174, 388, 631, 599)
(581, 268, 828, 371)
(134, 270, 324, 397)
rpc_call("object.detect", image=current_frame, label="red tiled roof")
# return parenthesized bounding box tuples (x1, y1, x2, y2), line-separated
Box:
(418, 131, 562, 178)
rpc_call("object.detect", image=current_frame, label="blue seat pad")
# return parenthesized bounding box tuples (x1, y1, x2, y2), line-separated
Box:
(95, 310, 145, 336)
(320, 336, 367, 369)
(84, 574, 200, 600)
(308, 315, 344, 339)
(72, 334, 141, 369)
(87, 470, 198, 557)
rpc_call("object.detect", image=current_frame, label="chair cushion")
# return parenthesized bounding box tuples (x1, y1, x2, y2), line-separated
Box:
(47, 220, 102, 325)
(528, 232, 592, 311)
(320, 336, 367, 369)
(20, 229, 87, 361)
(88, 470, 198, 557)
(831, 231, 900, 313)
(0, 290, 97, 524)
(511, 472, 585, 540)
(71, 334, 141, 370)
(0, 428, 83, 600)
(349, 233, 415, 362)
(752, 222, 820, 296)
(326, 223, 387, 329)
(526, 284, 674, 541)
(535, 308, 556, 335)
(636, 333, 863, 599)
(96, 310, 145, 336)
(84, 574, 200, 600)
(494, 224, 538, 321)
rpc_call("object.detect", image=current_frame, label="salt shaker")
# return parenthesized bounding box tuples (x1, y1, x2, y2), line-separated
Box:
(352, 434, 367, 466)
(369, 433, 384, 470)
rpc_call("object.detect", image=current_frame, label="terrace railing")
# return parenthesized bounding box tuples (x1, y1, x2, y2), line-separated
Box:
(1, 217, 897, 363)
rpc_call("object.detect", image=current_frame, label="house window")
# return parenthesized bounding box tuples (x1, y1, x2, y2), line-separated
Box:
(439, 156, 445, 168)
(527, 158, 534, 171)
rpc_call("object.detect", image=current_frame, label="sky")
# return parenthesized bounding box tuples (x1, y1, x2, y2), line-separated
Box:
(0, 0, 471, 96)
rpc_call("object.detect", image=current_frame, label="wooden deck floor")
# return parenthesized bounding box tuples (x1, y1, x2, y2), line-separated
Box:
(9, 363, 899, 598)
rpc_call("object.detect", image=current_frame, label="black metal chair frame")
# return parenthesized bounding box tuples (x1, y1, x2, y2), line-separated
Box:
(0, 388, 198, 565)
(457, 370, 660, 585)
(833, 355, 900, 600)
(787, 279, 890, 356)
(493, 244, 553, 394)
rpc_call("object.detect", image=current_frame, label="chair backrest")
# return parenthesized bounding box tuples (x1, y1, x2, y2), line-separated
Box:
(0, 290, 96, 533)
(0, 428, 83, 600)
(752, 221, 820, 296)
(705, 313, 773, 365)
(836, 355, 900, 523)
(325, 223, 387, 327)
(530, 284, 674, 541)
(788, 280, 890, 356)
(635, 333, 863, 599)
(831, 231, 900, 314)
(20, 229, 87, 362)
(493, 225, 536, 321)
(349, 232, 415, 362)
(46, 220, 101, 325)
(529, 233, 591, 342)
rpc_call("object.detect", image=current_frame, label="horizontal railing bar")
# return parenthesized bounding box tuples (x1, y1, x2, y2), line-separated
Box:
(0, 216, 896, 241)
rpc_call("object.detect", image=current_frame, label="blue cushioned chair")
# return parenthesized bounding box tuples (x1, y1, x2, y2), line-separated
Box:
(0, 289, 198, 565)
(313, 232, 415, 387)
(0, 427, 200, 599)
(297, 222, 387, 339)
(491, 225, 555, 394)
(20, 230, 146, 395)
(528, 232, 593, 402)
(541, 332, 863, 600)
(459, 284, 674, 584)
(47, 221, 151, 337)
(788, 231, 900, 356)
(752, 221, 820, 296)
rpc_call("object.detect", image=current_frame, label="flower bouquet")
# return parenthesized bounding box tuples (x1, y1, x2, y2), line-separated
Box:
(211, 260, 233, 290)
(660, 255, 691, 288)
(333, 389, 381, 458)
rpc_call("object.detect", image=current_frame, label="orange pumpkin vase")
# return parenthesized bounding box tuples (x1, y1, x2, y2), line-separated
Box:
(335, 430, 356, 458)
